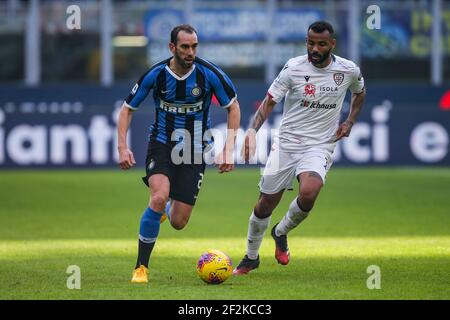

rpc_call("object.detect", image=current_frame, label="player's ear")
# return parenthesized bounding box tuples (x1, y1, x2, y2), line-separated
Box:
(331, 38, 336, 49)
(168, 42, 176, 54)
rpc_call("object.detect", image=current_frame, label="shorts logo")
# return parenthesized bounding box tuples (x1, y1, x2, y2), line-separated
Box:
(148, 160, 155, 171)
(333, 73, 344, 86)
(324, 154, 332, 170)
(191, 86, 202, 97)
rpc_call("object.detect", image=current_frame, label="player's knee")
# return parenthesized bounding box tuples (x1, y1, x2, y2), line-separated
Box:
(301, 189, 317, 201)
(299, 189, 319, 210)
(255, 198, 276, 218)
(170, 218, 188, 230)
(171, 223, 185, 230)
(150, 194, 169, 212)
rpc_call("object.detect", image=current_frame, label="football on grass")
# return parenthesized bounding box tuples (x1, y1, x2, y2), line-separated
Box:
(196, 249, 233, 284)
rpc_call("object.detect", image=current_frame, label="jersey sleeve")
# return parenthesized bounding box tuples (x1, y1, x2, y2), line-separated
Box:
(349, 64, 365, 94)
(124, 69, 158, 110)
(267, 61, 292, 103)
(208, 67, 237, 108)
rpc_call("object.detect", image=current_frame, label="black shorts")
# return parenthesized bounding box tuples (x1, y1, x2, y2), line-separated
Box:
(142, 139, 206, 206)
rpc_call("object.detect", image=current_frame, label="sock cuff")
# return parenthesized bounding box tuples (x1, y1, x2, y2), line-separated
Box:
(290, 198, 302, 212)
(139, 235, 157, 244)
(144, 207, 163, 220)
(250, 211, 271, 223)
(292, 197, 310, 213)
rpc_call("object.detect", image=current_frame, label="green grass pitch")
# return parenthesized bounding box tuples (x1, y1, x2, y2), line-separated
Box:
(0, 168, 449, 299)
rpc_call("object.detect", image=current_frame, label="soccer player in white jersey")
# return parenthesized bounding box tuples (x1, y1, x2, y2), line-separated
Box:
(233, 21, 366, 274)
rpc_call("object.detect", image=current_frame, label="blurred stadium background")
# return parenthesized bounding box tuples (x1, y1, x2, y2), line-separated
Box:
(0, 0, 449, 300)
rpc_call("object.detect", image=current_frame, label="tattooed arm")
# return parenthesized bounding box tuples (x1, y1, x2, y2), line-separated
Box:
(334, 88, 366, 142)
(241, 94, 278, 162)
(250, 94, 278, 132)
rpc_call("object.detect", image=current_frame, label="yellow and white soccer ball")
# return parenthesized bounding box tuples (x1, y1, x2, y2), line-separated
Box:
(196, 249, 233, 284)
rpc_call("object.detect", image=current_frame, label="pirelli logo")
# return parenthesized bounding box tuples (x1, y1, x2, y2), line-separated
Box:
(160, 101, 203, 113)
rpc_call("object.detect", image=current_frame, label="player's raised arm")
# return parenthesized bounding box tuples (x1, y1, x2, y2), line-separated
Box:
(117, 66, 158, 170)
(203, 59, 240, 173)
(335, 66, 366, 142)
(334, 89, 366, 142)
(241, 94, 277, 163)
(216, 99, 241, 173)
(117, 103, 137, 170)
(241, 60, 291, 162)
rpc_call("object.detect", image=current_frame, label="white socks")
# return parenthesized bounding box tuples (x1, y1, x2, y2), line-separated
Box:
(246, 212, 271, 260)
(245, 198, 309, 260)
(275, 198, 309, 237)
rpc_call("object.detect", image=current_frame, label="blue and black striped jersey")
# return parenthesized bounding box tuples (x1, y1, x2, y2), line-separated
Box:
(124, 57, 237, 150)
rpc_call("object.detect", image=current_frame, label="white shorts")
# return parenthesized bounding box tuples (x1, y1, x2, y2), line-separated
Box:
(259, 144, 334, 194)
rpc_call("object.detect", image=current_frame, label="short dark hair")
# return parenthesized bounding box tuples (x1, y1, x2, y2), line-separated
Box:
(308, 21, 334, 35)
(170, 24, 197, 44)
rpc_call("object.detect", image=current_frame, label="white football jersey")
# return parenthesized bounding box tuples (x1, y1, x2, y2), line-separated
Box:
(268, 54, 365, 152)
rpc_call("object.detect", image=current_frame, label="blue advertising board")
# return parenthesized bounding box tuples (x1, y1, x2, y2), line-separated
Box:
(0, 83, 449, 168)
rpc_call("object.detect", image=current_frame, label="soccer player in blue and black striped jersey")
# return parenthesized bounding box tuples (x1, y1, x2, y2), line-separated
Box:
(117, 24, 241, 283)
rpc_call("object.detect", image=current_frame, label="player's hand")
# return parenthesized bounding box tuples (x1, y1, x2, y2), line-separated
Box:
(118, 148, 136, 170)
(241, 129, 257, 163)
(334, 120, 354, 142)
(215, 148, 235, 174)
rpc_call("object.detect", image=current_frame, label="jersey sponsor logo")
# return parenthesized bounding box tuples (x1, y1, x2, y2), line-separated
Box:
(300, 99, 337, 109)
(333, 73, 344, 86)
(191, 86, 202, 97)
(319, 86, 339, 97)
(303, 84, 316, 98)
(319, 86, 338, 92)
(160, 100, 203, 114)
